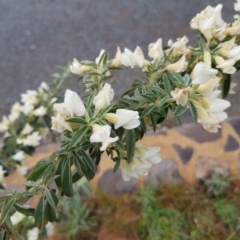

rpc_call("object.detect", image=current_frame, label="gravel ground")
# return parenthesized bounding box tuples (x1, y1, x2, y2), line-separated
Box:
(0, 0, 239, 122)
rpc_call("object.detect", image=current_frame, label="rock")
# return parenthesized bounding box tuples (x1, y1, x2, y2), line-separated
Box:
(173, 144, 193, 164)
(224, 135, 239, 152)
(145, 158, 184, 186)
(196, 157, 230, 180)
(98, 169, 137, 194)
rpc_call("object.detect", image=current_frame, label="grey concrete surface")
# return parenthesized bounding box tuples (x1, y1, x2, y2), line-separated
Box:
(0, 0, 239, 121)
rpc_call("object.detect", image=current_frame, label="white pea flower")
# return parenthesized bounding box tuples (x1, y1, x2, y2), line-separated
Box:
(229, 82, 237, 94)
(51, 113, 73, 133)
(121, 46, 148, 68)
(0, 166, 6, 184)
(167, 36, 189, 57)
(111, 47, 122, 67)
(95, 49, 106, 65)
(203, 50, 212, 67)
(10, 211, 25, 225)
(120, 145, 161, 181)
(22, 132, 41, 147)
(235, 0, 240, 11)
(17, 166, 28, 176)
(8, 102, 23, 122)
(51, 97, 57, 104)
(23, 103, 34, 115)
(114, 109, 140, 130)
(214, 56, 237, 74)
(21, 90, 38, 106)
(70, 58, 92, 76)
(54, 89, 86, 118)
(27, 227, 39, 240)
(46, 222, 54, 236)
(93, 83, 114, 111)
(90, 124, 118, 151)
(12, 151, 26, 161)
(191, 62, 218, 84)
(148, 38, 164, 60)
(34, 106, 47, 116)
(166, 55, 188, 73)
(21, 123, 34, 135)
(38, 82, 49, 91)
(190, 4, 226, 41)
(195, 77, 220, 97)
(0, 116, 10, 132)
(171, 87, 191, 106)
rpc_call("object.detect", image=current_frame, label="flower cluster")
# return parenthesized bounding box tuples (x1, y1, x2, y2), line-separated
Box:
(1, 1, 240, 238)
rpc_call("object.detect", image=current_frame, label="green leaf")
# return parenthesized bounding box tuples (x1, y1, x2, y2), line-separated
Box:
(158, 96, 168, 109)
(222, 74, 231, 98)
(34, 195, 45, 230)
(149, 113, 157, 132)
(141, 105, 155, 118)
(162, 74, 171, 93)
(27, 158, 51, 182)
(73, 152, 84, 176)
(140, 118, 147, 134)
(174, 105, 187, 117)
(73, 151, 87, 171)
(140, 95, 155, 103)
(61, 158, 73, 197)
(45, 188, 57, 211)
(126, 130, 135, 162)
(43, 115, 52, 131)
(170, 72, 185, 85)
(98, 104, 113, 117)
(113, 160, 120, 173)
(69, 127, 89, 149)
(80, 150, 96, 174)
(44, 201, 56, 222)
(190, 101, 198, 123)
(86, 91, 96, 111)
(14, 203, 35, 216)
(183, 74, 192, 86)
(0, 199, 16, 224)
(66, 118, 87, 126)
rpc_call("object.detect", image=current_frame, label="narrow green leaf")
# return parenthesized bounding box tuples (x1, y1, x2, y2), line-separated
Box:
(27, 158, 51, 182)
(98, 104, 113, 117)
(174, 105, 187, 117)
(45, 189, 57, 211)
(158, 96, 168, 109)
(61, 158, 73, 197)
(0, 199, 16, 224)
(126, 130, 135, 162)
(44, 201, 56, 223)
(69, 127, 89, 149)
(149, 113, 157, 132)
(34, 195, 45, 230)
(72, 154, 83, 177)
(14, 203, 35, 216)
(141, 105, 155, 118)
(66, 118, 87, 125)
(222, 74, 231, 98)
(162, 74, 171, 93)
(190, 101, 198, 123)
(86, 91, 96, 111)
(113, 160, 120, 173)
(80, 150, 96, 174)
(43, 115, 52, 130)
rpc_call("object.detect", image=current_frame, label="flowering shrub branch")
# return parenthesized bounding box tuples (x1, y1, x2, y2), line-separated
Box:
(0, 2, 240, 238)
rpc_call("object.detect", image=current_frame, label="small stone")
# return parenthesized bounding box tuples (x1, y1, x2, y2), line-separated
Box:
(196, 157, 230, 180)
(224, 135, 239, 152)
(98, 169, 137, 194)
(173, 144, 193, 164)
(145, 158, 184, 186)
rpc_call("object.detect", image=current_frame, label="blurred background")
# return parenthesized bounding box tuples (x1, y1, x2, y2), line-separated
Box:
(0, 0, 239, 121)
